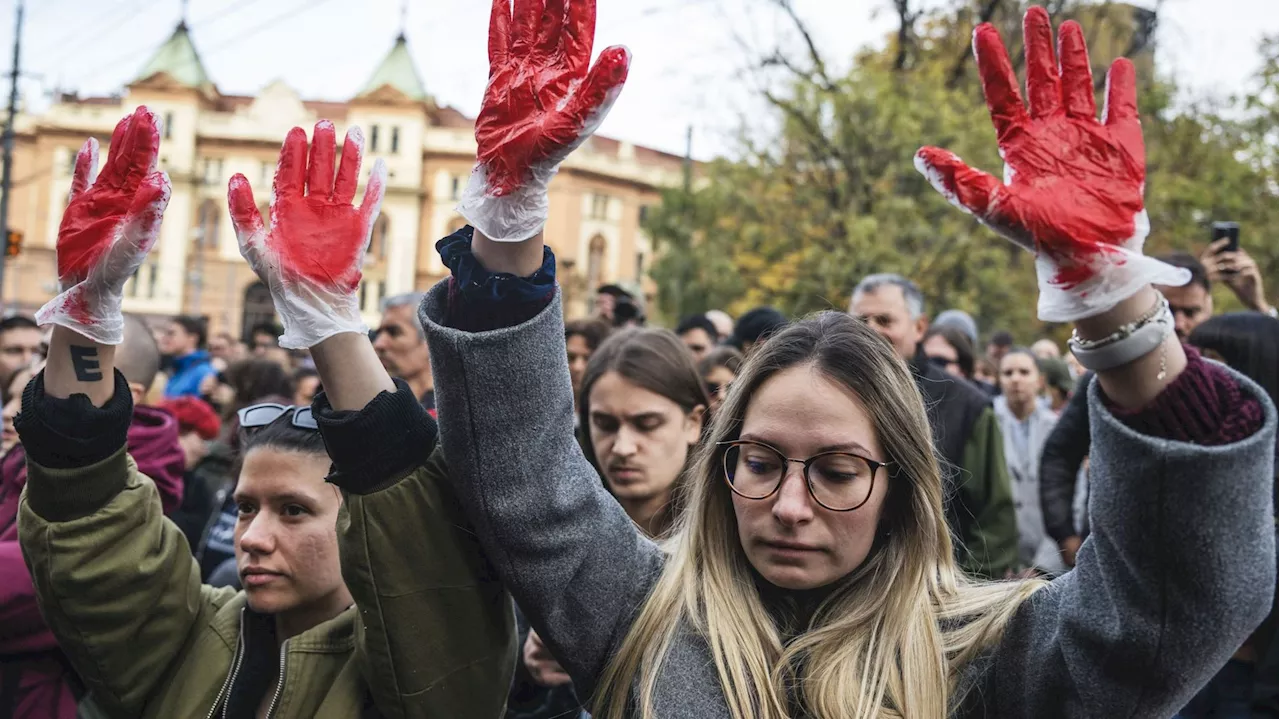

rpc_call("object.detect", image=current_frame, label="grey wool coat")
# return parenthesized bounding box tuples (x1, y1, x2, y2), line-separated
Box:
(420, 286, 1277, 718)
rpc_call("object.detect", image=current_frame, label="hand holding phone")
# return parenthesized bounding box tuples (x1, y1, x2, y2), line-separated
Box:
(1211, 221, 1240, 255)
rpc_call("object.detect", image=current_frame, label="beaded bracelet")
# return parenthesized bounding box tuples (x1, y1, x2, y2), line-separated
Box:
(1068, 296, 1174, 374)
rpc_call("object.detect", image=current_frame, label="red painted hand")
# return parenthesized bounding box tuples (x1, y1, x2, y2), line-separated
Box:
(228, 120, 387, 349)
(477, 0, 630, 196)
(36, 106, 171, 344)
(459, 0, 630, 242)
(915, 7, 1188, 321)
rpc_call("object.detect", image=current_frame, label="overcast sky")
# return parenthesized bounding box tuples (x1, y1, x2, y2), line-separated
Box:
(4, 0, 1276, 160)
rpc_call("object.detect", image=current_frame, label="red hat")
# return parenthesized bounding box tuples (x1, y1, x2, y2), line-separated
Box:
(157, 397, 221, 441)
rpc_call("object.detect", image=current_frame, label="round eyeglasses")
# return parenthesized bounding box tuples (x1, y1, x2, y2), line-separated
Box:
(717, 440, 889, 512)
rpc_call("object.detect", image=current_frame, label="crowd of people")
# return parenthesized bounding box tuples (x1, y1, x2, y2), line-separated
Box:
(0, 2, 1276, 718)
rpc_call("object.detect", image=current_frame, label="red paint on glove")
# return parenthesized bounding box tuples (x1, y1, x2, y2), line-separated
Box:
(916, 7, 1146, 290)
(476, 0, 630, 196)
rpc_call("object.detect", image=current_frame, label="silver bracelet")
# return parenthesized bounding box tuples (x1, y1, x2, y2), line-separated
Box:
(1068, 299, 1174, 372)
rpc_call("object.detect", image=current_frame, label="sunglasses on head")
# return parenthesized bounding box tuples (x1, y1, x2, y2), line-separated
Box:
(237, 403, 318, 432)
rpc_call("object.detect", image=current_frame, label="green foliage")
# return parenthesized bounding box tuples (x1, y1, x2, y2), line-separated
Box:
(644, 3, 1278, 342)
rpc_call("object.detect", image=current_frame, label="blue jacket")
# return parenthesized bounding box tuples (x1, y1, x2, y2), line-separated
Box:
(163, 351, 216, 399)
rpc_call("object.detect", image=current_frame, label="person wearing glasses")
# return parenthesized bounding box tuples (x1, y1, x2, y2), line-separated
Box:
(408, 4, 1274, 717)
(16, 108, 512, 718)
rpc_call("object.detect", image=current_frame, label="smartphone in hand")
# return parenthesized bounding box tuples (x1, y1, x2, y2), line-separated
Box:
(1211, 221, 1240, 254)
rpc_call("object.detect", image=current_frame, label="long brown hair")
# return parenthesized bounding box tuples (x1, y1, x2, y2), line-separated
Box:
(578, 327, 711, 536)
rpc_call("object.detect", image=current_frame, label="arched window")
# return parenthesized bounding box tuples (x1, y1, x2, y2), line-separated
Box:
(585, 235, 606, 303)
(369, 214, 389, 258)
(241, 282, 276, 342)
(197, 199, 219, 249)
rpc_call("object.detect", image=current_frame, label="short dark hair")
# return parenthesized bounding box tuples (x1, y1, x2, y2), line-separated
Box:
(565, 318, 612, 352)
(730, 307, 789, 349)
(232, 407, 329, 484)
(697, 346, 744, 376)
(173, 315, 209, 349)
(0, 315, 38, 336)
(1189, 312, 1278, 406)
(249, 321, 282, 340)
(1156, 251, 1211, 292)
(988, 330, 1014, 349)
(675, 314, 719, 342)
(596, 284, 633, 299)
(224, 358, 295, 418)
(923, 324, 976, 379)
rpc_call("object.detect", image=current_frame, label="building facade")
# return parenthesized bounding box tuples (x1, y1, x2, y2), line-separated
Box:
(1, 23, 686, 334)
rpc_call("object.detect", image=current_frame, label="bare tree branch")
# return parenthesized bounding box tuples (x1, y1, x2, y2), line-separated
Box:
(767, 0, 835, 88)
(893, 0, 922, 71)
(948, 0, 1004, 87)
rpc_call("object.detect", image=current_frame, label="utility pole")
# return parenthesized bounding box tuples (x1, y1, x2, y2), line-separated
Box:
(0, 0, 23, 306)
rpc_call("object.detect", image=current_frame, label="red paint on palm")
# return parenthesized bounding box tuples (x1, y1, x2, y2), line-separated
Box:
(57, 107, 161, 284)
(229, 121, 383, 296)
(268, 197, 369, 293)
(918, 8, 1145, 290)
(476, 0, 630, 195)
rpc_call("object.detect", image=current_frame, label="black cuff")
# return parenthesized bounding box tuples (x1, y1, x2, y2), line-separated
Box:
(16, 369, 133, 470)
(313, 379, 438, 495)
(15, 369, 134, 522)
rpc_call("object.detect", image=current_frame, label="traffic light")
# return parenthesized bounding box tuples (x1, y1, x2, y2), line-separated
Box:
(4, 230, 20, 258)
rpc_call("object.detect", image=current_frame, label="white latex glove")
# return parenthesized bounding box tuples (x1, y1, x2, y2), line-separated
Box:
(36, 106, 171, 344)
(458, 0, 631, 243)
(913, 7, 1189, 322)
(228, 120, 387, 349)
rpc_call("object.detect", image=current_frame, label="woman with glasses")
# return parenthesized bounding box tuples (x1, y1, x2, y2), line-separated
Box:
(410, 3, 1275, 717)
(16, 109, 512, 718)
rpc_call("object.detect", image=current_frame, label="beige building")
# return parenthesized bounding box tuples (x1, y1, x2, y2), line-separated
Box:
(0, 22, 687, 334)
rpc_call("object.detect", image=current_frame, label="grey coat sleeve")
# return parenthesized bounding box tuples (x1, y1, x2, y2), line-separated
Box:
(1038, 373, 1092, 544)
(418, 284, 664, 697)
(987, 368, 1278, 718)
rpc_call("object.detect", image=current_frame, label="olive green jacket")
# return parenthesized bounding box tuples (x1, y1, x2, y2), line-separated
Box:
(19, 445, 514, 719)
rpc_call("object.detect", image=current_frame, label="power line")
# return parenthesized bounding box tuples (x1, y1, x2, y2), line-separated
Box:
(28, 0, 155, 61)
(79, 0, 339, 89)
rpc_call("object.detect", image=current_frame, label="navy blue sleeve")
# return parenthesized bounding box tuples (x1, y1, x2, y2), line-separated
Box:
(436, 225, 557, 332)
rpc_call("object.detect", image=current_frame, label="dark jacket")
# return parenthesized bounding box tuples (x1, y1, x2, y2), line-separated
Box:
(1039, 372, 1093, 544)
(0, 404, 185, 719)
(910, 350, 1019, 577)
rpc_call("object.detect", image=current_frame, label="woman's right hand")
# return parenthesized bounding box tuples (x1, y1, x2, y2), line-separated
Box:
(228, 120, 386, 350)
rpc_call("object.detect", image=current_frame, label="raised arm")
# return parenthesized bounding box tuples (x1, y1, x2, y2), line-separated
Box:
(419, 0, 652, 695)
(229, 121, 514, 719)
(16, 108, 239, 717)
(916, 9, 1276, 715)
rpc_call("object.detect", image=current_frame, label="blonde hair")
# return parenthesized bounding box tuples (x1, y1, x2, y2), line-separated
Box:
(593, 312, 1044, 718)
